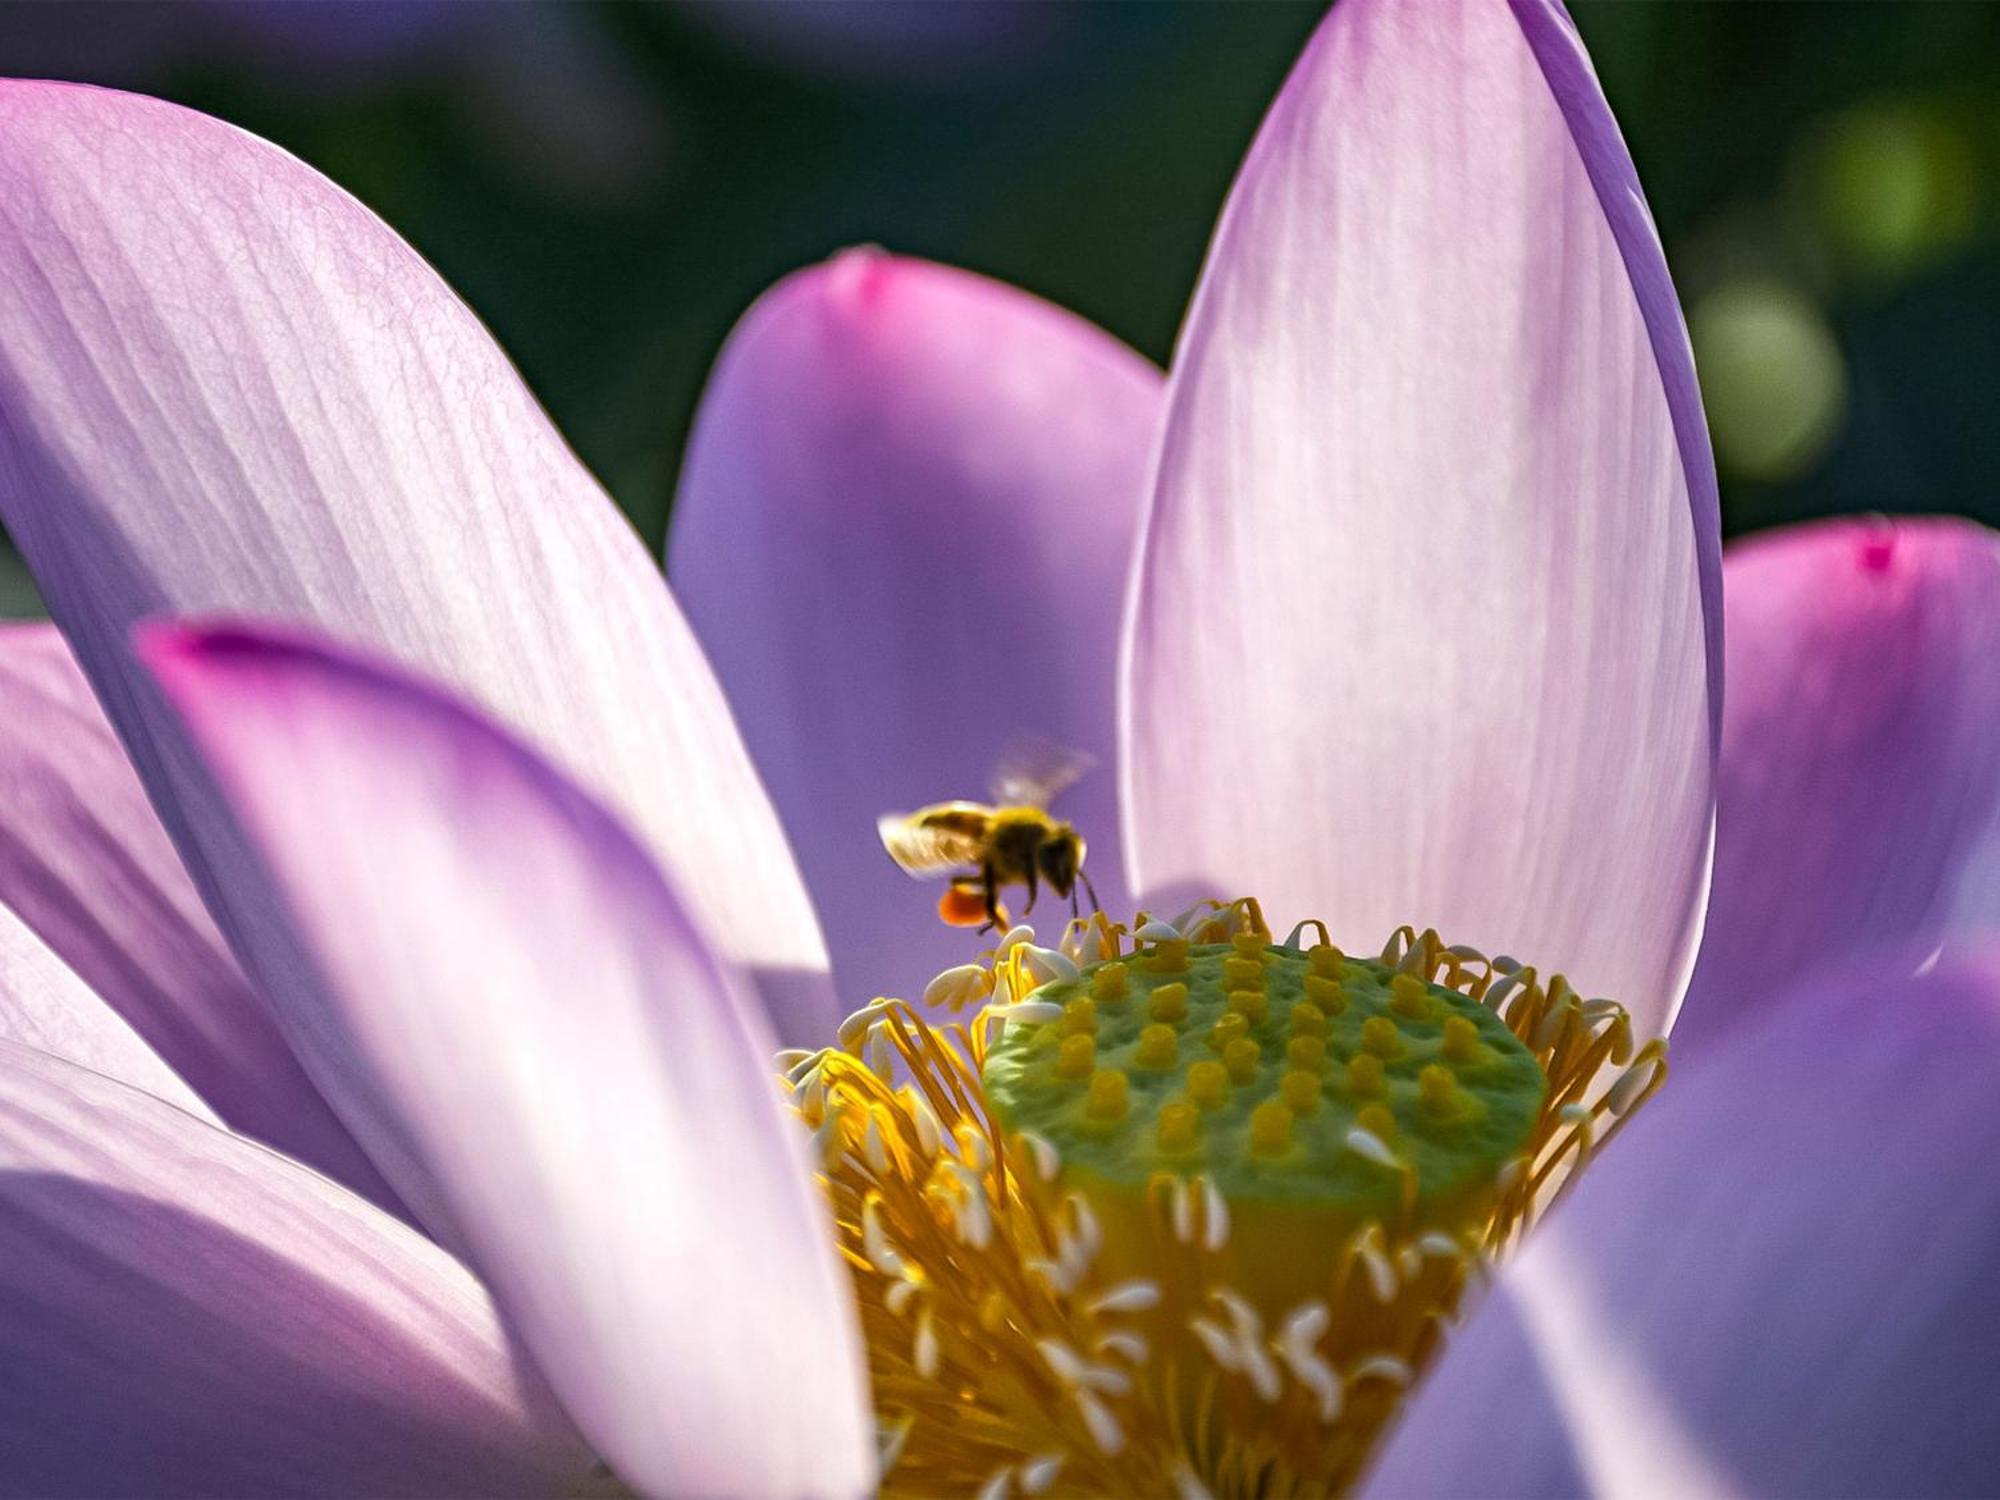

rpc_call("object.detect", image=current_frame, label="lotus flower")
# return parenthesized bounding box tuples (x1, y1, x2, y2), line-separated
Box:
(0, 2, 1996, 1496)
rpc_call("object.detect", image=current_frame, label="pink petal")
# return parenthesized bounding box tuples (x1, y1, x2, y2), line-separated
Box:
(0, 621, 394, 1205)
(0, 897, 215, 1120)
(1122, 0, 1720, 1037)
(0, 1039, 592, 1497)
(1372, 944, 2000, 1496)
(1678, 516, 2000, 1057)
(0, 80, 833, 1046)
(143, 621, 873, 1499)
(671, 251, 1161, 1008)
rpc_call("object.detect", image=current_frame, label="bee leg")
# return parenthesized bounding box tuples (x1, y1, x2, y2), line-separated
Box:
(982, 864, 1004, 932)
(1022, 865, 1039, 916)
(1079, 869, 1101, 915)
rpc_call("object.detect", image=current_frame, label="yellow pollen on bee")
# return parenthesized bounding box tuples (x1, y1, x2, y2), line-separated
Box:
(1390, 974, 1433, 1020)
(1348, 1053, 1385, 1096)
(1209, 1012, 1250, 1052)
(1279, 1069, 1322, 1114)
(1141, 938, 1190, 975)
(1061, 997, 1098, 1036)
(1356, 1103, 1398, 1141)
(1226, 988, 1268, 1023)
(1361, 1016, 1403, 1059)
(1091, 962, 1130, 1004)
(1248, 1100, 1294, 1157)
(1286, 1034, 1327, 1072)
(1187, 1060, 1228, 1110)
(1057, 1033, 1096, 1079)
(1442, 1015, 1481, 1063)
(1136, 1024, 1178, 1069)
(1149, 982, 1189, 1023)
(1418, 1064, 1458, 1116)
(1157, 1101, 1199, 1153)
(1223, 956, 1266, 989)
(1292, 1000, 1330, 1037)
(1304, 974, 1346, 1013)
(1087, 1069, 1130, 1122)
(1224, 1036, 1262, 1084)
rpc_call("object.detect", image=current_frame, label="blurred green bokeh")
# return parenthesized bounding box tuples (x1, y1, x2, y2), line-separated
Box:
(1, 0, 1994, 579)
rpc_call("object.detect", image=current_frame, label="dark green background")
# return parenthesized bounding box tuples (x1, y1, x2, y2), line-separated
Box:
(4, 0, 1996, 568)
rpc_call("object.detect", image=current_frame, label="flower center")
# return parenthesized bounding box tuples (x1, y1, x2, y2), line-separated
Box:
(782, 901, 1666, 1499)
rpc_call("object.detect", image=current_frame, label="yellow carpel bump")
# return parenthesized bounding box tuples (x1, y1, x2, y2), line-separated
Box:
(1086, 1069, 1130, 1122)
(1157, 1101, 1199, 1153)
(1286, 1034, 1327, 1072)
(1279, 1069, 1322, 1114)
(1390, 974, 1432, 1020)
(1292, 1001, 1329, 1037)
(1056, 1033, 1096, 1079)
(1226, 988, 1268, 1023)
(1061, 997, 1097, 1036)
(1187, 1060, 1228, 1110)
(1090, 962, 1129, 1004)
(1224, 956, 1266, 989)
(1442, 1015, 1481, 1063)
(1149, 982, 1189, 1023)
(1418, 1064, 1457, 1116)
(1249, 1100, 1294, 1157)
(1307, 943, 1345, 979)
(1362, 1016, 1403, 1059)
(1304, 974, 1346, 1013)
(1356, 1103, 1398, 1141)
(1224, 1036, 1261, 1084)
(1231, 931, 1267, 960)
(1136, 1024, 1179, 1069)
(1209, 1012, 1250, 1052)
(1142, 938, 1190, 975)
(1348, 1053, 1385, 1096)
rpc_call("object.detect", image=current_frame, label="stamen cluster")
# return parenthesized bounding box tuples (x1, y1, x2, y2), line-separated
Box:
(778, 901, 1666, 1498)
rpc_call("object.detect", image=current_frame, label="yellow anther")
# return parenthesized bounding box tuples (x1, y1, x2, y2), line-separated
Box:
(1209, 1012, 1250, 1052)
(1307, 943, 1345, 979)
(1057, 1033, 1096, 1079)
(1231, 931, 1267, 960)
(1418, 1064, 1457, 1116)
(1187, 1060, 1228, 1110)
(1224, 956, 1266, 989)
(1249, 1100, 1294, 1157)
(1304, 974, 1347, 1014)
(1286, 1034, 1327, 1073)
(1362, 1016, 1403, 1059)
(1390, 973, 1432, 1020)
(1136, 1024, 1179, 1069)
(1086, 1069, 1130, 1122)
(1442, 1015, 1481, 1063)
(1142, 938, 1190, 975)
(1061, 997, 1098, 1036)
(1348, 1054, 1385, 1096)
(1356, 1103, 1398, 1141)
(1149, 982, 1189, 1023)
(1280, 1069, 1322, 1114)
(1291, 1001, 1329, 1037)
(1224, 1035, 1261, 1084)
(1090, 962, 1130, 1004)
(1226, 988, 1268, 1023)
(1157, 1101, 1199, 1153)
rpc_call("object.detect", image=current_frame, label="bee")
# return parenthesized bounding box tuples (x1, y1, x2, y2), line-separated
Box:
(878, 739, 1100, 932)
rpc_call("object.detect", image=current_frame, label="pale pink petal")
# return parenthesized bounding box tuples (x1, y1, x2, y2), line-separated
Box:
(0, 898, 214, 1120)
(671, 251, 1161, 1009)
(0, 80, 833, 1046)
(1371, 945, 2000, 1497)
(144, 621, 873, 1499)
(1122, 0, 1719, 1037)
(0, 1039, 592, 1498)
(1678, 517, 2000, 1057)
(0, 620, 393, 1204)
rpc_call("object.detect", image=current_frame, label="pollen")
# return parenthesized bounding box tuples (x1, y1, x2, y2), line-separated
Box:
(792, 900, 1668, 1498)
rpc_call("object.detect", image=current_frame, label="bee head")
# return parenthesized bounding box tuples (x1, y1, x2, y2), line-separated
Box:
(1037, 826, 1084, 895)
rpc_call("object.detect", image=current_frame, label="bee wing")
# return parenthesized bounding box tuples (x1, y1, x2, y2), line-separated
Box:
(988, 733, 1096, 809)
(877, 807, 990, 878)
